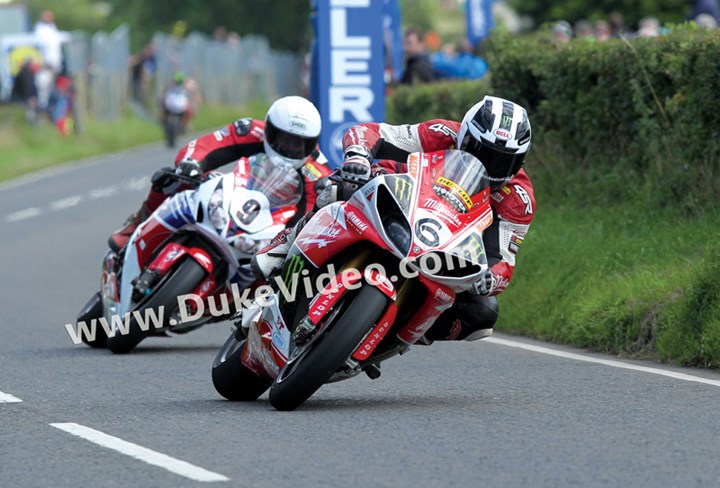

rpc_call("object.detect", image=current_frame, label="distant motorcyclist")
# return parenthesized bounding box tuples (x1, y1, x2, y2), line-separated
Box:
(252, 95, 535, 342)
(109, 95, 331, 252)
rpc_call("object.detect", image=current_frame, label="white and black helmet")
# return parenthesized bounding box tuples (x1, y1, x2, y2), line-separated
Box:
(264, 96, 322, 169)
(457, 96, 532, 191)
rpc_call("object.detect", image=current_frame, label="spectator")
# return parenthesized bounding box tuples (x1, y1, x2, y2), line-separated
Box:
(400, 27, 435, 85)
(183, 75, 202, 130)
(431, 40, 488, 80)
(594, 20, 612, 42)
(689, 0, 720, 25)
(609, 11, 630, 38)
(33, 11, 70, 74)
(48, 74, 75, 136)
(552, 20, 572, 44)
(212, 25, 228, 43)
(573, 19, 595, 40)
(694, 12, 719, 28)
(130, 43, 156, 104)
(637, 17, 662, 37)
(35, 63, 55, 111)
(227, 32, 241, 46)
(11, 58, 39, 123)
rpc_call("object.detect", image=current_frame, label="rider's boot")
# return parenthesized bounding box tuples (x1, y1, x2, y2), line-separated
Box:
(108, 188, 167, 253)
(419, 293, 498, 344)
(250, 212, 314, 280)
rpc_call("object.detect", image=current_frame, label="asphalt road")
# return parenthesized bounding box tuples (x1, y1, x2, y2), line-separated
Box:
(2, 141, 720, 487)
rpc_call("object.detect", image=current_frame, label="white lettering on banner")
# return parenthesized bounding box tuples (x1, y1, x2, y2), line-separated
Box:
(331, 51, 371, 85)
(329, 2, 373, 123)
(330, 88, 374, 121)
(330, 6, 370, 48)
(470, 0, 486, 36)
(331, 0, 370, 9)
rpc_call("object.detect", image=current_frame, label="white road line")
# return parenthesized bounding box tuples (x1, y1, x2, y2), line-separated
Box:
(0, 391, 23, 403)
(485, 337, 720, 388)
(124, 176, 150, 191)
(89, 186, 119, 199)
(50, 423, 229, 482)
(4, 178, 150, 223)
(5, 207, 42, 222)
(50, 195, 83, 211)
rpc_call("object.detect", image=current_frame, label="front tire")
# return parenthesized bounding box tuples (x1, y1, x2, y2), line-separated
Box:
(269, 284, 388, 411)
(106, 258, 206, 354)
(212, 334, 272, 401)
(77, 292, 106, 348)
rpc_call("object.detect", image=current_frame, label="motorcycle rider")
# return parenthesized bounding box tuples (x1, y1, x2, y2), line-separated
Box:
(252, 95, 534, 342)
(109, 95, 331, 252)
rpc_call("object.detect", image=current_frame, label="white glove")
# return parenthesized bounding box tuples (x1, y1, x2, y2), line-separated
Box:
(340, 155, 372, 184)
(470, 268, 498, 296)
(232, 235, 266, 254)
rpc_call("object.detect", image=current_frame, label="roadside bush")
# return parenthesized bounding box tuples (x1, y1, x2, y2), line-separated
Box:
(385, 26, 720, 367)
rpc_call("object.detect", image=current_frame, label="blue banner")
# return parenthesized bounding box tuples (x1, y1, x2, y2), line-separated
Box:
(466, 0, 495, 45)
(383, 0, 404, 83)
(315, 0, 385, 168)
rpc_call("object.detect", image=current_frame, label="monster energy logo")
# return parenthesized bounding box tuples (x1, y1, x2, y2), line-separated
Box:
(454, 234, 485, 263)
(501, 114, 513, 130)
(282, 255, 305, 285)
(393, 176, 413, 209)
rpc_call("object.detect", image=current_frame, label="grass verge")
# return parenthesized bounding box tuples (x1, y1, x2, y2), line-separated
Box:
(0, 99, 269, 182)
(498, 184, 720, 368)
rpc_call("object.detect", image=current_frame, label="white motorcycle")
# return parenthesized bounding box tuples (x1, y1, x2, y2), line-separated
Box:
(76, 154, 303, 353)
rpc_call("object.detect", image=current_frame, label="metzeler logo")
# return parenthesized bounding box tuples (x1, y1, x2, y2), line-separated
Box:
(328, 1, 373, 124)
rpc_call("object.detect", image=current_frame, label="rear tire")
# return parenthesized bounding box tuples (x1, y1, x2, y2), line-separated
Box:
(212, 334, 272, 401)
(106, 258, 206, 354)
(269, 284, 388, 411)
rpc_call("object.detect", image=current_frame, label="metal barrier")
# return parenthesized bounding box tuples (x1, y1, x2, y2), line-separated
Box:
(65, 25, 303, 122)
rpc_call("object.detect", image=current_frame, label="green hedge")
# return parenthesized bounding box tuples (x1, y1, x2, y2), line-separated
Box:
(385, 27, 720, 367)
(487, 25, 720, 211)
(386, 79, 491, 124)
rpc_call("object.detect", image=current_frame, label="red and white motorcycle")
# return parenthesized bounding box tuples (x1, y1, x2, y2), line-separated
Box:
(76, 154, 302, 353)
(212, 149, 494, 410)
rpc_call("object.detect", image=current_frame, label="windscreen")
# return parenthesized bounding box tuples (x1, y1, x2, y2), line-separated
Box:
(432, 150, 490, 213)
(246, 154, 303, 208)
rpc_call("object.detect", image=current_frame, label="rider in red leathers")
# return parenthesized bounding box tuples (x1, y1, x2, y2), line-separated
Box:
(109, 96, 331, 252)
(252, 95, 535, 342)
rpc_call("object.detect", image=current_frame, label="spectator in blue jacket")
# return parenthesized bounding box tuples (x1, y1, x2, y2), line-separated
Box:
(431, 40, 488, 81)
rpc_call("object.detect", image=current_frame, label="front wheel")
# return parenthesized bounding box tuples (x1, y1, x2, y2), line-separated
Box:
(164, 114, 181, 148)
(77, 292, 106, 348)
(269, 284, 388, 411)
(212, 334, 272, 401)
(106, 258, 206, 354)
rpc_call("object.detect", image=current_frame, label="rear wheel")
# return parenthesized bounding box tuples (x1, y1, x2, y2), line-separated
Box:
(106, 258, 206, 354)
(212, 334, 272, 401)
(269, 284, 388, 411)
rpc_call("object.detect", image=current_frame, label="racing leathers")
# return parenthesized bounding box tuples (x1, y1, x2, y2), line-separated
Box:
(341, 120, 536, 341)
(108, 117, 331, 252)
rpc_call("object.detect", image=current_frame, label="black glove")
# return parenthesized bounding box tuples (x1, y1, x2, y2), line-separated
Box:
(150, 166, 177, 192)
(175, 159, 202, 181)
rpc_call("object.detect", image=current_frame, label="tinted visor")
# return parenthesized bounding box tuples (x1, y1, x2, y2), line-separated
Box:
(461, 135, 525, 190)
(265, 119, 319, 160)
